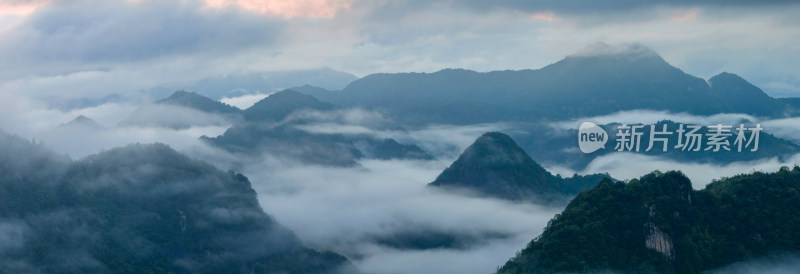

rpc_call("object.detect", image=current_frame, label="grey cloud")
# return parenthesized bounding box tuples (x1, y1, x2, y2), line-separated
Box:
(242, 158, 559, 274)
(354, 0, 799, 25)
(762, 117, 800, 144)
(550, 109, 758, 130)
(545, 110, 800, 188)
(182, 121, 560, 274)
(39, 123, 228, 159)
(285, 108, 395, 129)
(547, 152, 800, 189)
(0, 209, 109, 273)
(118, 104, 237, 129)
(707, 253, 800, 274)
(0, 219, 28, 254)
(432, 0, 800, 14)
(354, 236, 536, 274)
(0, 0, 283, 79)
(288, 108, 513, 158)
(18, 102, 230, 158)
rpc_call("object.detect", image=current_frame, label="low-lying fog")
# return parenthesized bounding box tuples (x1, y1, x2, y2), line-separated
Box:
(245, 158, 559, 273)
(3, 94, 800, 273)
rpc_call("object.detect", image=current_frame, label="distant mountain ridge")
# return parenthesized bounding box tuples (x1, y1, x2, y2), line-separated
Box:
(157, 90, 241, 114)
(303, 43, 797, 125)
(57, 115, 105, 130)
(708, 72, 787, 116)
(512, 120, 800, 170)
(145, 67, 358, 99)
(120, 90, 242, 129)
(429, 132, 609, 204)
(243, 89, 335, 123)
(205, 89, 433, 166)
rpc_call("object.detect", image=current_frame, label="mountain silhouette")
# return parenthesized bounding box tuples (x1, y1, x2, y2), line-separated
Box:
(429, 132, 608, 204)
(303, 43, 796, 125)
(243, 89, 335, 123)
(708, 72, 786, 116)
(57, 115, 105, 130)
(145, 67, 358, 100)
(120, 91, 241, 129)
(205, 91, 431, 165)
(157, 90, 241, 114)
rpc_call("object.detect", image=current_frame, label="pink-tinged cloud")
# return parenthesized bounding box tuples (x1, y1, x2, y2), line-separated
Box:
(528, 11, 559, 22)
(0, 0, 51, 17)
(204, 0, 353, 18)
(670, 8, 700, 22)
(517, 11, 559, 22)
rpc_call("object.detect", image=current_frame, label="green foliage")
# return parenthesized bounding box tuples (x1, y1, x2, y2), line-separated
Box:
(0, 134, 353, 273)
(497, 168, 800, 274)
(429, 132, 609, 204)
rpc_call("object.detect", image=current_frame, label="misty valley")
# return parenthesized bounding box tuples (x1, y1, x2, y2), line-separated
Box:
(3, 43, 800, 274)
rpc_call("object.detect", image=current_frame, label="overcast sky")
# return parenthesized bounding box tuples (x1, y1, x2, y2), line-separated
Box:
(1, 0, 800, 112)
(2, 3, 798, 271)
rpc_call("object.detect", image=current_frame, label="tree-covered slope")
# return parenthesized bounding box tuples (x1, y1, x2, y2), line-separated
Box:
(206, 90, 432, 166)
(429, 132, 609, 204)
(204, 121, 432, 166)
(498, 167, 800, 273)
(0, 132, 354, 273)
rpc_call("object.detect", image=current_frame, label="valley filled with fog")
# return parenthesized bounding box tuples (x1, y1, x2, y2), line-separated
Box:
(3, 86, 799, 273)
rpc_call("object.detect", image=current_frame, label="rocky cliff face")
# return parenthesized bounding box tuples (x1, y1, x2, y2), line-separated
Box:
(645, 204, 676, 261)
(642, 179, 690, 262)
(645, 222, 674, 260)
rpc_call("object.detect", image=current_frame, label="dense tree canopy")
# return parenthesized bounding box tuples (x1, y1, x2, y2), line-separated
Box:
(498, 167, 800, 273)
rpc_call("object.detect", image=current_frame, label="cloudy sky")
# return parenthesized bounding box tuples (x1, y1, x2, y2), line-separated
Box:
(3, 3, 800, 272)
(1, 0, 800, 126)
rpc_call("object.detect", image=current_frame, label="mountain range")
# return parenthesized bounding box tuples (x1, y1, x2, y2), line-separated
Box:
(301, 43, 799, 125)
(8, 41, 800, 274)
(201, 89, 432, 165)
(145, 67, 358, 100)
(114, 89, 432, 165)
